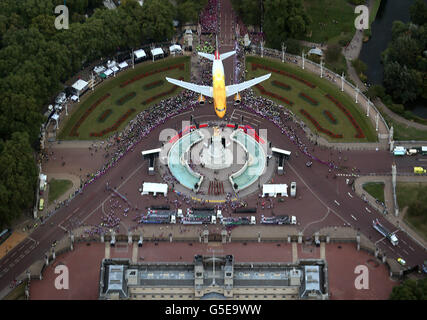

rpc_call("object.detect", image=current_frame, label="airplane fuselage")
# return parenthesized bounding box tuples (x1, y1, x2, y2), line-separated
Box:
(212, 51, 226, 118)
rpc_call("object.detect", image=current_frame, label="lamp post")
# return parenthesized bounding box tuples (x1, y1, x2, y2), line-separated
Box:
(320, 58, 324, 78)
(375, 113, 379, 131)
(355, 86, 359, 104)
(302, 51, 305, 70)
(366, 99, 371, 117)
(341, 72, 345, 91)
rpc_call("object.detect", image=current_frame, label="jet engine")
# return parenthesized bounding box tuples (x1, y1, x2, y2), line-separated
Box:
(234, 92, 241, 104)
(198, 94, 206, 105)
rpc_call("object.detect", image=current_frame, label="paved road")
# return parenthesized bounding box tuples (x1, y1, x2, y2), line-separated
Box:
(0, 0, 426, 296)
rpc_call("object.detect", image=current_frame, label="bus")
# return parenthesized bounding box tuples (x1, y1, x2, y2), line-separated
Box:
(39, 198, 44, 211)
(0, 228, 12, 246)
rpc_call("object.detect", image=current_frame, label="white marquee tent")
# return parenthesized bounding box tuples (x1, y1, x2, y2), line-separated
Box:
(72, 79, 89, 95)
(262, 184, 288, 197)
(141, 182, 168, 197)
(134, 49, 146, 60)
(151, 48, 164, 58)
(169, 44, 182, 53)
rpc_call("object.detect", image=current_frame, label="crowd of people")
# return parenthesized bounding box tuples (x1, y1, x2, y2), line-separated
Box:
(199, 0, 219, 34)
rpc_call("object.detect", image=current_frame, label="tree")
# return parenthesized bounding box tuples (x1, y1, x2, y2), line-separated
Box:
(263, 0, 310, 49)
(410, 0, 427, 26)
(325, 44, 341, 63)
(383, 61, 422, 104)
(141, 0, 174, 43)
(0, 132, 38, 228)
(366, 84, 386, 100)
(176, 1, 199, 26)
(390, 278, 427, 300)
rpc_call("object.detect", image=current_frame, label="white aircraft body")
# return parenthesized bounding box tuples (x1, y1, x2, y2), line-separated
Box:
(166, 44, 270, 118)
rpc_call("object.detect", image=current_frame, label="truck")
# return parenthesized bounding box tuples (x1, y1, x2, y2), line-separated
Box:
(372, 219, 398, 246)
(181, 215, 216, 224)
(260, 215, 297, 225)
(290, 182, 296, 197)
(141, 209, 176, 224)
(221, 216, 256, 226)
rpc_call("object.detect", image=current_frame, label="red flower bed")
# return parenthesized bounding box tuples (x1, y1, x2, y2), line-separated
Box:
(97, 109, 112, 123)
(299, 92, 318, 105)
(143, 80, 164, 90)
(299, 109, 343, 139)
(255, 84, 294, 106)
(141, 77, 184, 105)
(271, 80, 291, 91)
(70, 93, 111, 137)
(90, 109, 136, 137)
(116, 92, 136, 105)
(323, 110, 337, 124)
(120, 63, 185, 88)
(252, 63, 316, 88)
(325, 94, 365, 139)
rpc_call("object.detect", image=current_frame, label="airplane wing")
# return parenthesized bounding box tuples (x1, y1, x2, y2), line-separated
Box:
(198, 52, 215, 61)
(165, 77, 213, 98)
(225, 73, 271, 97)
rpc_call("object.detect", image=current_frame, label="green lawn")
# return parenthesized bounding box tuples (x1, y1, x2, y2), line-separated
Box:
(380, 110, 427, 141)
(59, 56, 190, 140)
(48, 179, 73, 204)
(362, 182, 385, 203)
(246, 56, 377, 142)
(302, 0, 355, 43)
(396, 182, 427, 240)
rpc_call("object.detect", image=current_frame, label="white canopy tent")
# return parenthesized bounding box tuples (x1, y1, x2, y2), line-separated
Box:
(94, 66, 106, 74)
(111, 66, 119, 73)
(106, 60, 116, 69)
(134, 49, 146, 60)
(72, 79, 89, 100)
(141, 148, 162, 156)
(308, 48, 323, 56)
(169, 44, 182, 53)
(271, 147, 291, 157)
(118, 61, 129, 69)
(151, 48, 164, 58)
(141, 182, 168, 197)
(262, 184, 288, 197)
(104, 69, 113, 77)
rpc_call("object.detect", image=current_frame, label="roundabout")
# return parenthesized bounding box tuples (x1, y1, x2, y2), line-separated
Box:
(161, 123, 273, 200)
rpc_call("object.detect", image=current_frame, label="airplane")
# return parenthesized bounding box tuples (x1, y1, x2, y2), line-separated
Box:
(165, 38, 271, 118)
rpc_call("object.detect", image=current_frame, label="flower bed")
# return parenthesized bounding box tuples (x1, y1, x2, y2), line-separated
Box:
(143, 80, 164, 91)
(90, 108, 136, 137)
(255, 84, 294, 106)
(70, 93, 111, 137)
(323, 110, 337, 124)
(97, 109, 112, 123)
(141, 77, 184, 105)
(252, 63, 316, 88)
(299, 92, 318, 105)
(120, 63, 184, 88)
(271, 80, 291, 91)
(325, 94, 365, 139)
(299, 109, 343, 139)
(116, 92, 136, 105)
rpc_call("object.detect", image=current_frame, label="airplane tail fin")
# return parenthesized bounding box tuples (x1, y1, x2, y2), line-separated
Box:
(220, 51, 236, 61)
